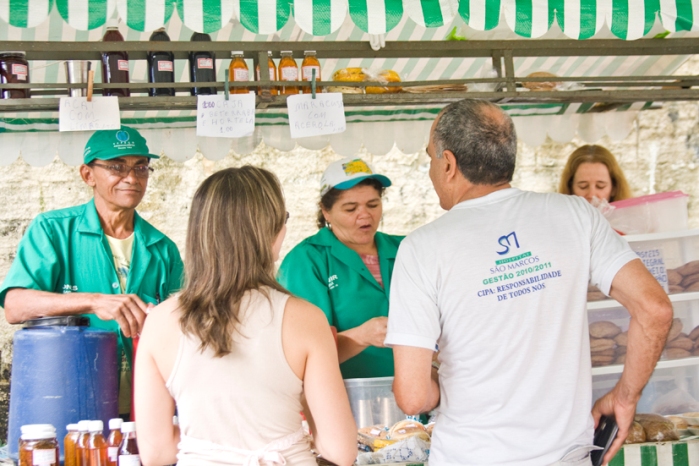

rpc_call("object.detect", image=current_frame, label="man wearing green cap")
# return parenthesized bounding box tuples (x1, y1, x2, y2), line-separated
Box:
(0, 125, 183, 414)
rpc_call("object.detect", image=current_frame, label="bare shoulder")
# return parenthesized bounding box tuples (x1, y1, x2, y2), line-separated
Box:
(140, 295, 182, 346)
(284, 296, 329, 329)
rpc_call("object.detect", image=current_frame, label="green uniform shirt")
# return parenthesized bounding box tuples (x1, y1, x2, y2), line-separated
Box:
(278, 228, 403, 379)
(0, 199, 184, 369)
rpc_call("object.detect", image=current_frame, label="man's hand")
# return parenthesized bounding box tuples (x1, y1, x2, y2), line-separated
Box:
(90, 293, 148, 337)
(591, 387, 638, 465)
(359, 316, 388, 348)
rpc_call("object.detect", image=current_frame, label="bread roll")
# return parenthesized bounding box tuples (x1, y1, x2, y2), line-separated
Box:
(366, 70, 402, 94)
(388, 420, 430, 442)
(592, 356, 615, 366)
(667, 336, 694, 351)
(333, 67, 366, 82)
(522, 71, 560, 91)
(689, 325, 699, 341)
(614, 332, 628, 347)
(668, 318, 684, 342)
(635, 413, 679, 441)
(625, 421, 646, 444)
(669, 285, 685, 294)
(614, 354, 626, 365)
(327, 86, 364, 94)
(681, 272, 699, 288)
(667, 415, 689, 430)
(590, 321, 622, 339)
(590, 338, 616, 352)
(664, 347, 691, 359)
(686, 281, 699, 292)
(425, 423, 434, 436)
(668, 269, 683, 286)
(676, 260, 699, 277)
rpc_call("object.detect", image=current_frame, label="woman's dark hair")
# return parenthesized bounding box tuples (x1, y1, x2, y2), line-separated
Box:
(317, 178, 385, 229)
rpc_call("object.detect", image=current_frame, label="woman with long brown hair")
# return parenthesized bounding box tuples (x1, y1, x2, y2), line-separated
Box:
(134, 166, 356, 466)
(559, 145, 633, 203)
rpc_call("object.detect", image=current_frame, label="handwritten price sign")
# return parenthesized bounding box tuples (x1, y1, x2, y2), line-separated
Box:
(59, 97, 121, 132)
(196, 94, 255, 138)
(287, 93, 346, 139)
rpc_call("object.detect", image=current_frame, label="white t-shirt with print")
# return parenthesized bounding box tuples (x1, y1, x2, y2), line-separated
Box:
(106, 234, 134, 293)
(385, 188, 638, 466)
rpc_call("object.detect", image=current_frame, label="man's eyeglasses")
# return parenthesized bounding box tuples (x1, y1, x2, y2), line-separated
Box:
(90, 162, 154, 179)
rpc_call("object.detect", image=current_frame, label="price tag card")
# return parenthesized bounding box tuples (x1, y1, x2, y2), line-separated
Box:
(635, 247, 669, 292)
(287, 93, 346, 139)
(196, 94, 255, 138)
(59, 96, 121, 132)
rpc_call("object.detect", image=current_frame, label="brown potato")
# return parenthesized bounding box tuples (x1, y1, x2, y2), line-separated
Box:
(590, 321, 622, 339)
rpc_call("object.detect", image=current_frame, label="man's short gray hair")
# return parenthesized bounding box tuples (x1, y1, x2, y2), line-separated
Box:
(433, 99, 517, 185)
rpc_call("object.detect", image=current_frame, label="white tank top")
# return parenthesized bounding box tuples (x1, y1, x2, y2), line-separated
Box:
(166, 287, 315, 466)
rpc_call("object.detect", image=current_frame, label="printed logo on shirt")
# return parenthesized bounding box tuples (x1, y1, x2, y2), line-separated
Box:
(496, 231, 520, 255)
(342, 159, 372, 176)
(62, 284, 78, 293)
(328, 274, 339, 290)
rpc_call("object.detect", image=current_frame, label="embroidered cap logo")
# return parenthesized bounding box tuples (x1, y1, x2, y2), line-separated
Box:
(113, 130, 136, 151)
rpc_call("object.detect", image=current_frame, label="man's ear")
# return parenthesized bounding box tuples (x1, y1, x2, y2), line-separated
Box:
(80, 164, 97, 187)
(442, 150, 460, 182)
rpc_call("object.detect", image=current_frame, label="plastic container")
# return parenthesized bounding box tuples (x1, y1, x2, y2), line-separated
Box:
(88, 420, 107, 466)
(118, 422, 140, 465)
(64, 424, 80, 466)
(279, 51, 298, 95)
(343, 377, 406, 428)
(606, 191, 689, 235)
(147, 28, 175, 97)
(100, 23, 130, 97)
(0, 52, 30, 99)
(256, 51, 277, 96)
(228, 52, 249, 94)
(19, 424, 59, 466)
(76, 420, 90, 466)
(188, 32, 216, 96)
(8, 318, 119, 462)
(301, 50, 321, 94)
(106, 418, 123, 466)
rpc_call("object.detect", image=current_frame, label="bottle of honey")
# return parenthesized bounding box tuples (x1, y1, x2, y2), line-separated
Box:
(19, 424, 59, 466)
(100, 20, 130, 97)
(118, 422, 141, 465)
(106, 418, 123, 466)
(255, 51, 277, 96)
(228, 52, 249, 94)
(76, 420, 90, 466)
(301, 50, 321, 94)
(279, 51, 298, 95)
(64, 424, 80, 466)
(87, 420, 107, 466)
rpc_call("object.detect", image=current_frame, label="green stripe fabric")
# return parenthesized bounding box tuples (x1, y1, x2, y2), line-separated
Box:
(176, 0, 232, 33)
(313, 0, 331, 34)
(459, 0, 500, 30)
(117, 0, 174, 32)
(349, 0, 402, 34)
(294, 0, 346, 35)
(422, 0, 445, 26)
(674, 442, 689, 466)
(641, 444, 659, 465)
(609, 447, 624, 466)
(675, 0, 694, 31)
(55, 0, 113, 30)
(404, 0, 456, 27)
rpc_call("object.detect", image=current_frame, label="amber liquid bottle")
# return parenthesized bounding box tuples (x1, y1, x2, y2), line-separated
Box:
(88, 420, 108, 466)
(64, 424, 80, 466)
(301, 50, 321, 94)
(19, 425, 59, 466)
(279, 51, 298, 95)
(147, 28, 175, 97)
(101, 22, 130, 97)
(228, 52, 249, 94)
(255, 51, 278, 96)
(76, 420, 91, 466)
(106, 418, 123, 466)
(118, 422, 141, 465)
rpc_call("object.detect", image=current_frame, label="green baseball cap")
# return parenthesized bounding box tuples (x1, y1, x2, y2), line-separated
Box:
(83, 125, 160, 164)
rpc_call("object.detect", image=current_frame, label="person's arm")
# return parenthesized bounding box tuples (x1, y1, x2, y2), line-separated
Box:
(4, 288, 148, 337)
(134, 300, 180, 466)
(592, 259, 673, 464)
(164, 243, 185, 298)
(336, 317, 387, 362)
(393, 346, 439, 414)
(284, 297, 356, 466)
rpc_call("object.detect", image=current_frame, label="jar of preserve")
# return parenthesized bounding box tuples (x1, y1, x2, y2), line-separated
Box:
(279, 51, 298, 95)
(256, 51, 277, 96)
(301, 50, 321, 94)
(0, 52, 30, 99)
(19, 424, 59, 466)
(228, 52, 249, 94)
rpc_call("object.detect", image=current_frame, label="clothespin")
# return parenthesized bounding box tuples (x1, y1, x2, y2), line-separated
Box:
(311, 68, 317, 99)
(224, 69, 230, 101)
(87, 69, 94, 102)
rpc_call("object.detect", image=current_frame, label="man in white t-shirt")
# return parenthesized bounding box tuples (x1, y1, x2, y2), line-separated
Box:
(385, 99, 673, 466)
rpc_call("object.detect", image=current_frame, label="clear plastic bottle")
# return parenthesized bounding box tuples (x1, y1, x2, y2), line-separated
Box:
(228, 52, 249, 94)
(100, 21, 130, 97)
(188, 32, 216, 96)
(106, 418, 123, 466)
(255, 51, 278, 96)
(279, 51, 298, 95)
(64, 424, 80, 466)
(76, 420, 91, 466)
(301, 50, 321, 94)
(19, 424, 59, 466)
(147, 28, 175, 97)
(88, 420, 108, 466)
(118, 422, 141, 465)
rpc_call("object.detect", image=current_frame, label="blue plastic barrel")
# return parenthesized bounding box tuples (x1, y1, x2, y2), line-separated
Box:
(7, 318, 118, 462)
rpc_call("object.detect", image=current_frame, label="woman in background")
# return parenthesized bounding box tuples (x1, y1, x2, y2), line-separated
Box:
(134, 166, 356, 466)
(559, 144, 632, 203)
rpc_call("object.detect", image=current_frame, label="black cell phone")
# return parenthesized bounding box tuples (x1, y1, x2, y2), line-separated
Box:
(591, 415, 619, 466)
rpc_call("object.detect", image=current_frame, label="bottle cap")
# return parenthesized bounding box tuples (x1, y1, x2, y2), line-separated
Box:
(267, 51, 273, 56)
(304, 50, 316, 55)
(77, 420, 90, 432)
(66, 424, 79, 431)
(121, 422, 136, 434)
(88, 420, 104, 433)
(281, 51, 292, 55)
(105, 18, 119, 29)
(20, 424, 56, 440)
(191, 32, 212, 42)
(231, 51, 244, 56)
(108, 418, 123, 430)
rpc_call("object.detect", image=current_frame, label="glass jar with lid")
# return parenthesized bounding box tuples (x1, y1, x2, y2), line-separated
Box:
(0, 52, 30, 99)
(19, 424, 59, 466)
(279, 51, 299, 95)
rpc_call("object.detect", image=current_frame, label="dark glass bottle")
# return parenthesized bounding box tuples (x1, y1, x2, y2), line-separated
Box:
(188, 32, 217, 96)
(101, 23, 130, 97)
(0, 52, 30, 99)
(147, 28, 175, 97)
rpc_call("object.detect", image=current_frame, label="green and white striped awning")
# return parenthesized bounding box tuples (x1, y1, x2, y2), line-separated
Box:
(2, 0, 699, 38)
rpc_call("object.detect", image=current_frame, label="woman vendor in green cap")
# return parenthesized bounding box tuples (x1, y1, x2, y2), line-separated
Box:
(278, 158, 403, 379)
